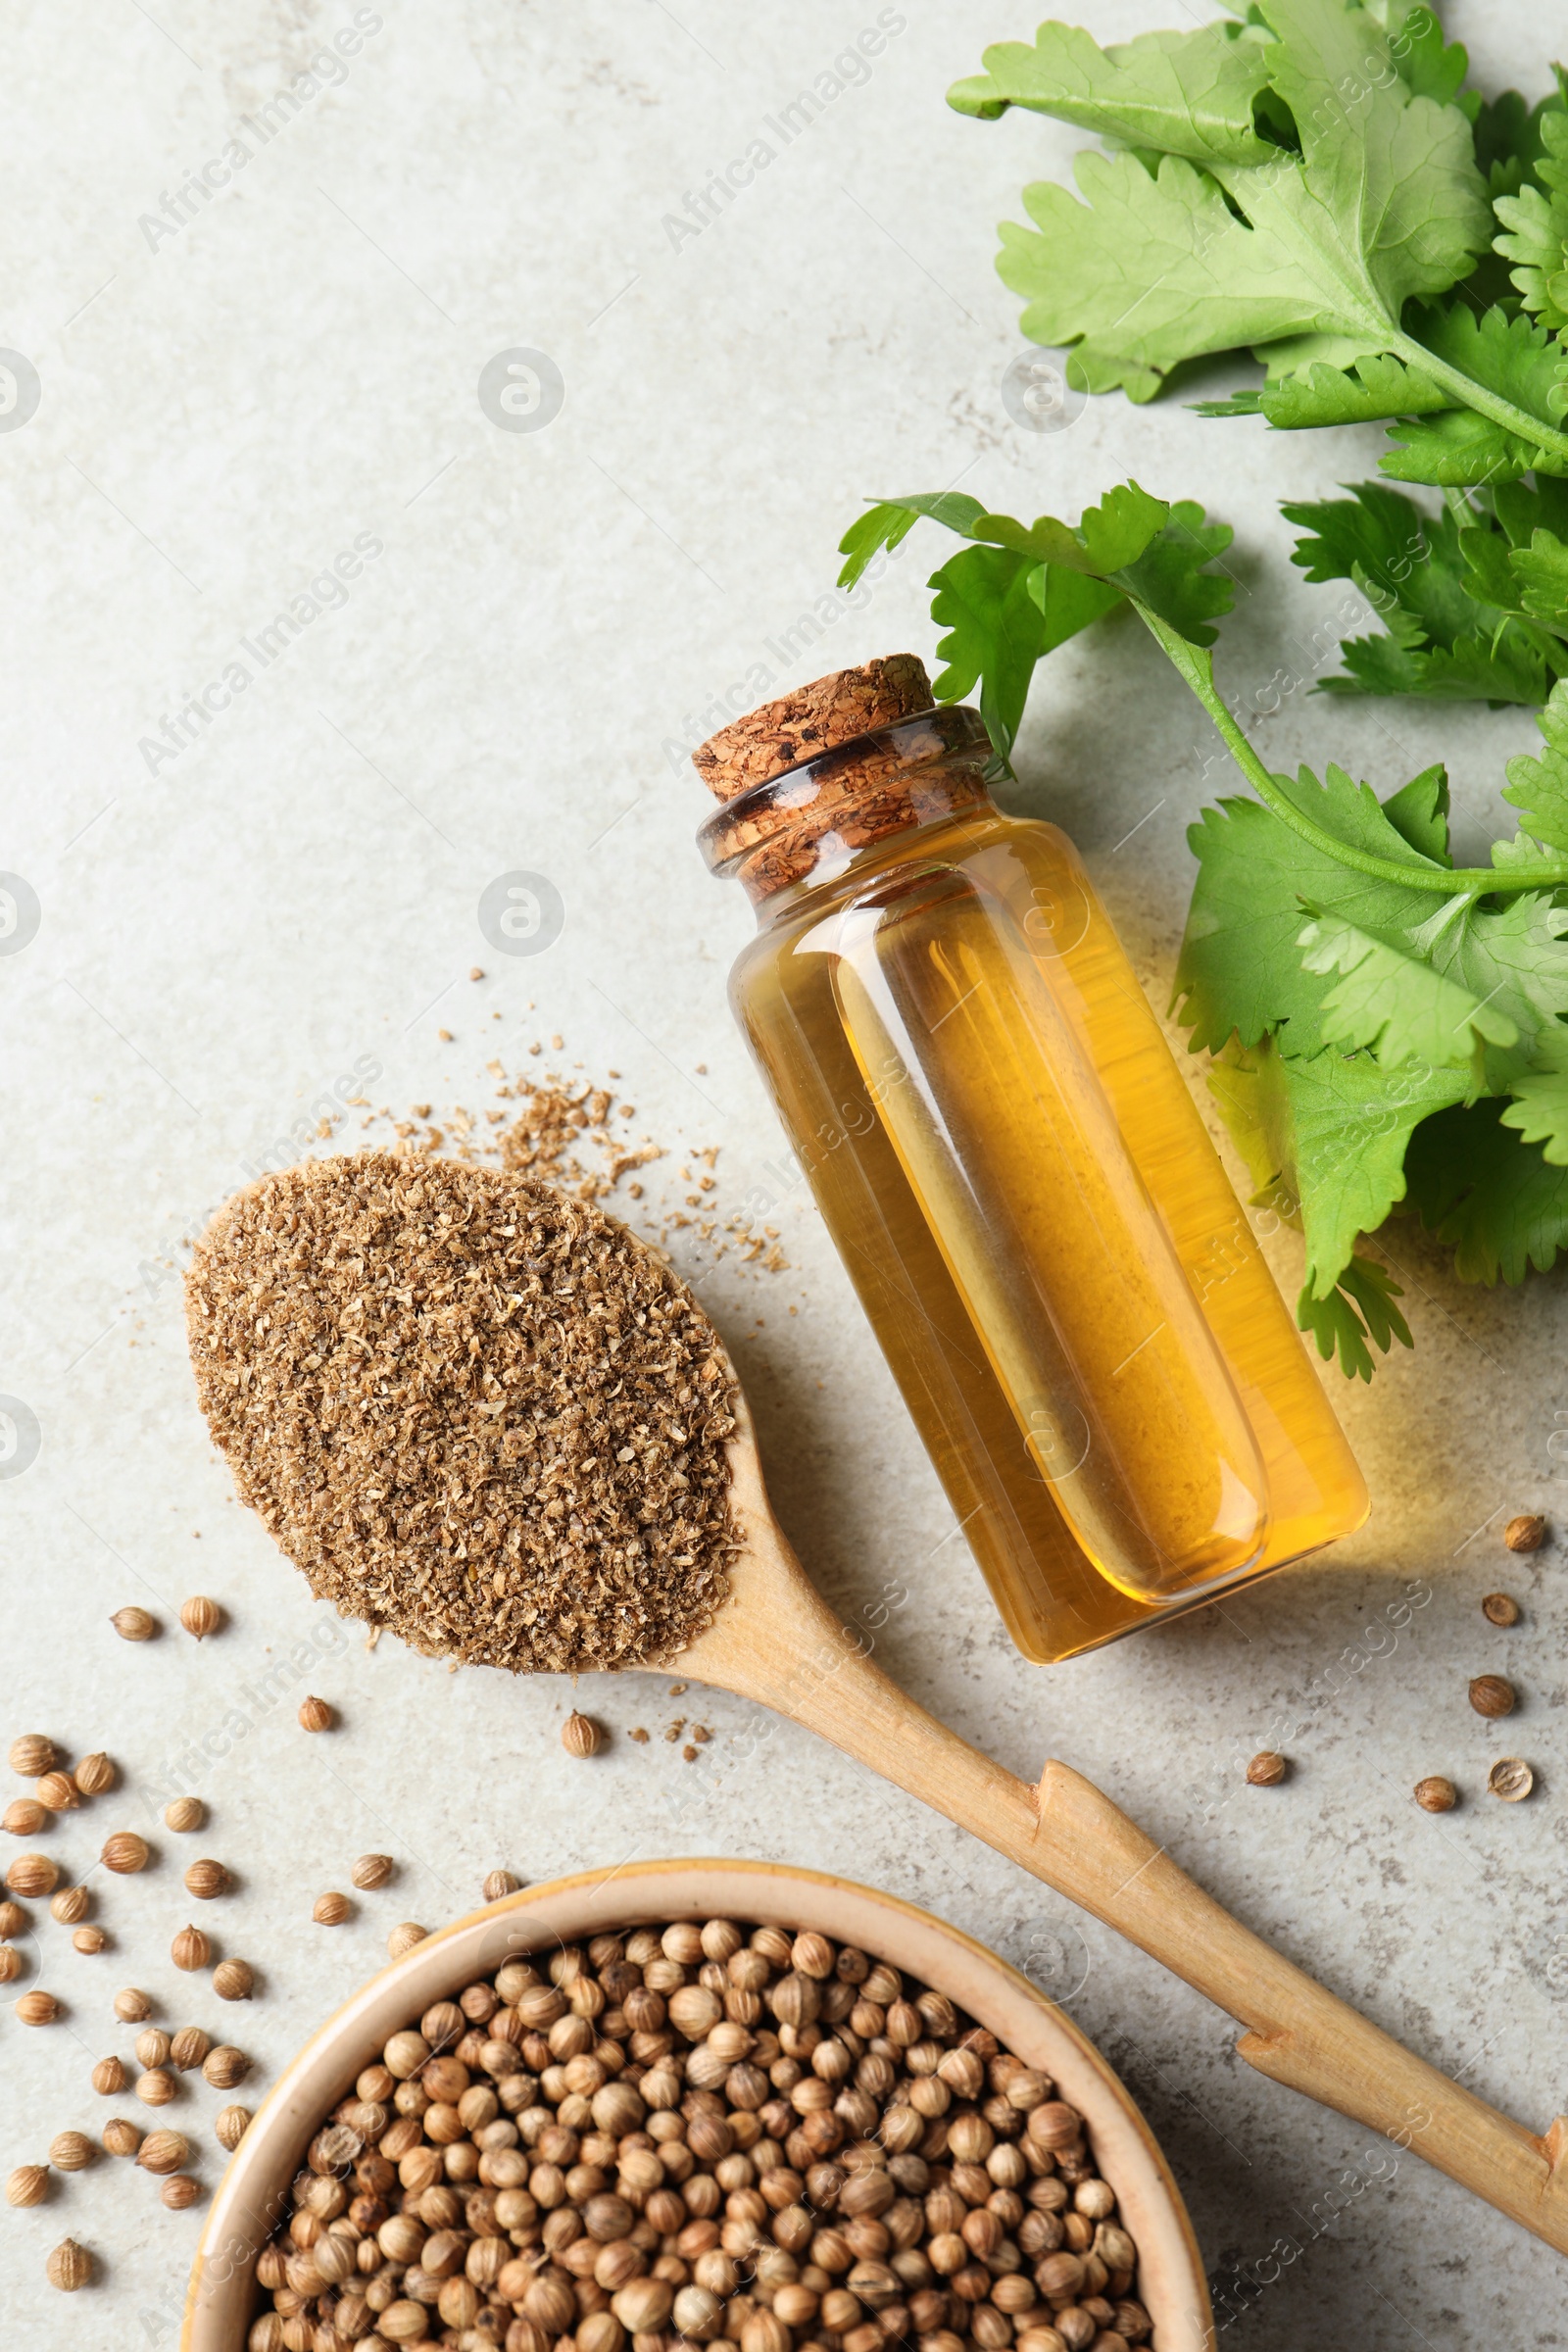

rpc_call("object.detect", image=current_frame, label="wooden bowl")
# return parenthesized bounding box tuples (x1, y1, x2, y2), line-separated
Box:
(181, 1859, 1213, 2350)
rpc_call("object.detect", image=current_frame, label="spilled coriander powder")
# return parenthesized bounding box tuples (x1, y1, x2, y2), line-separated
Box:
(185, 1152, 738, 1672)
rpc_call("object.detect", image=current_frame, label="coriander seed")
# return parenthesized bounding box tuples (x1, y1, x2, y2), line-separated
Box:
(482, 1870, 519, 1901)
(48, 2132, 94, 2173)
(1489, 1756, 1534, 1802)
(101, 1831, 150, 1874)
(110, 1607, 157, 1642)
(0, 1947, 20, 1984)
(46, 2237, 93, 2291)
(73, 1750, 116, 1795)
(135, 2129, 188, 2176)
(202, 2044, 250, 2088)
(162, 2174, 202, 2210)
(212, 1958, 253, 2001)
(183, 1858, 228, 1899)
(91, 2056, 125, 2095)
(0, 1898, 27, 1936)
(9, 1734, 55, 1778)
(297, 1695, 333, 1733)
(6, 2164, 48, 2207)
(50, 1885, 89, 1925)
(170, 2027, 210, 2072)
(172, 1925, 211, 1972)
(135, 2028, 172, 2069)
(1245, 1750, 1287, 1786)
(562, 1710, 601, 1758)
(1469, 1675, 1515, 1718)
(102, 2120, 142, 2158)
(136, 2069, 175, 2106)
(74, 1925, 107, 1954)
(179, 1594, 222, 1639)
(16, 1988, 60, 2024)
(386, 1922, 425, 1957)
(214, 2104, 250, 2151)
(164, 1796, 204, 1833)
(351, 1852, 393, 1889)
(3, 1800, 48, 1838)
(1482, 1592, 1521, 1627)
(1504, 1513, 1545, 1552)
(313, 1890, 350, 1926)
(114, 1986, 153, 2023)
(35, 1770, 78, 1811)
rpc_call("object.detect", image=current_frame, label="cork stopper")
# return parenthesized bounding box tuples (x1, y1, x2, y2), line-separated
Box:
(694, 655, 934, 800)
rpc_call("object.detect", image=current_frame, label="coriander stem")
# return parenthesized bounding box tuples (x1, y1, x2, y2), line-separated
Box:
(1132, 603, 1568, 896)
(1389, 330, 1568, 472)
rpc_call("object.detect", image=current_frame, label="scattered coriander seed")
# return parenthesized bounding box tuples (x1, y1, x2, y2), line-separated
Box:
(386, 1923, 425, 1958)
(136, 2069, 175, 2107)
(103, 2118, 142, 2158)
(101, 1831, 150, 1875)
(179, 1595, 222, 1640)
(48, 2132, 94, 2173)
(91, 2056, 125, 2095)
(172, 1925, 211, 1973)
(0, 1898, 27, 1936)
(212, 1958, 253, 2001)
(0, 1947, 20, 1984)
(202, 2044, 250, 2089)
(135, 2129, 188, 2176)
(35, 1771, 78, 1812)
(1504, 1513, 1545, 1552)
(6, 1852, 57, 1895)
(183, 1859, 228, 1900)
(73, 1926, 108, 1955)
(313, 1891, 350, 1926)
(8, 1735, 55, 1778)
(482, 1870, 519, 1902)
(170, 2027, 210, 2072)
(1245, 1750, 1287, 1786)
(162, 2174, 202, 2210)
(3, 1799, 48, 1838)
(110, 1607, 157, 1642)
(50, 1886, 90, 1926)
(164, 1797, 204, 1833)
(562, 1710, 601, 1758)
(16, 1989, 60, 2025)
(1469, 1675, 1516, 1719)
(6, 2164, 48, 2207)
(297, 1695, 333, 1733)
(1489, 1757, 1535, 1802)
(135, 2028, 172, 2069)
(351, 1852, 393, 1890)
(46, 2237, 93, 2291)
(1482, 1592, 1521, 1628)
(114, 1986, 153, 2023)
(73, 1751, 116, 1796)
(214, 2104, 250, 2152)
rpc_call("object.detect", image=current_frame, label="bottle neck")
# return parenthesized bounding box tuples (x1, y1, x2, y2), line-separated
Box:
(696, 705, 993, 914)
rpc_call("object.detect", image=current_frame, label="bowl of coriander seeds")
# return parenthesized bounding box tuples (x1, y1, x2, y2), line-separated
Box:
(182, 1861, 1210, 2352)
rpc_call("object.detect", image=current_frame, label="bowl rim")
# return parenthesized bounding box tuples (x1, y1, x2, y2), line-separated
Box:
(182, 1856, 1214, 2351)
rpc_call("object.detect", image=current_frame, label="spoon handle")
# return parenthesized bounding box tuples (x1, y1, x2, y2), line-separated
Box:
(708, 1549, 1568, 2253)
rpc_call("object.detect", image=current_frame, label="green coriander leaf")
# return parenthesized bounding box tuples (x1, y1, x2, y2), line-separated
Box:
(1380, 407, 1544, 485)
(1500, 1036, 1568, 1163)
(1298, 908, 1519, 1068)
(1380, 761, 1451, 860)
(836, 494, 986, 589)
(947, 20, 1275, 166)
(1494, 108, 1568, 333)
(1106, 500, 1235, 644)
(1383, 2, 1468, 110)
(1404, 1097, 1568, 1281)
(1204, 351, 1452, 428)
(1295, 1255, 1411, 1382)
(1503, 678, 1568, 848)
(1411, 886, 1568, 1079)
(923, 546, 1119, 768)
(1407, 301, 1568, 434)
(974, 480, 1171, 574)
(1283, 1043, 1468, 1295)
(1510, 526, 1568, 629)
(1471, 85, 1560, 204)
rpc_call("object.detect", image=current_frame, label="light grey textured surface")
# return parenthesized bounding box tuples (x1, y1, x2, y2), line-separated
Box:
(2, 1, 1566, 2341)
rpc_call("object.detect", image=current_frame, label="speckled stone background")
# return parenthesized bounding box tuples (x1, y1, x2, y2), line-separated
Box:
(3, 0, 1566, 2341)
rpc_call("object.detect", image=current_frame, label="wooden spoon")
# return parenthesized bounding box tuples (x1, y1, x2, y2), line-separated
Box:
(675, 1387, 1568, 2256)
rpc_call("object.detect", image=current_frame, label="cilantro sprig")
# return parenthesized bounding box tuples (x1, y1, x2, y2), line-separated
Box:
(837, 483, 1568, 1377)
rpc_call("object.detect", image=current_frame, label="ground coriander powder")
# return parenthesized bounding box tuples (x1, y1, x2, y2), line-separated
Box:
(185, 1152, 738, 1673)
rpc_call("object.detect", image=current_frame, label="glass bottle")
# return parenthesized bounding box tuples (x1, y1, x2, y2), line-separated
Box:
(696, 659, 1367, 1664)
